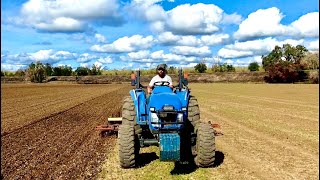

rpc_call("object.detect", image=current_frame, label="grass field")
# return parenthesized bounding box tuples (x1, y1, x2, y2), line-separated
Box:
(98, 83, 319, 180)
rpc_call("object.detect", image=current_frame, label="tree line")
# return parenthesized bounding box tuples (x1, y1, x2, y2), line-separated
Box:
(1, 44, 318, 83)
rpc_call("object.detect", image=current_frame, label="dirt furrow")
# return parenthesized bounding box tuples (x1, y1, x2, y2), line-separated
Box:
(201, 109, 318, 179)
(1, 85, 131, 179)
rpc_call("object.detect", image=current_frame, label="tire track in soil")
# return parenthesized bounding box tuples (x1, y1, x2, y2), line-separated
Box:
(1, 86, 131, 179)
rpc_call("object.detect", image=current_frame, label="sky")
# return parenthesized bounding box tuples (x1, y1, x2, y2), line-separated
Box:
(1, 0, 319, 71)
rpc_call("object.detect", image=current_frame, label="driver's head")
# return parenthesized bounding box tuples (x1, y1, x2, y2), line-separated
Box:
(156, 64, 167, 78)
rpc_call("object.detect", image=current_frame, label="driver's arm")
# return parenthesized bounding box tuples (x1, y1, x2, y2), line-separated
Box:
(168, 76, 174, 90)
(147, 85, 153, 94)
(148, 77, 155, 94)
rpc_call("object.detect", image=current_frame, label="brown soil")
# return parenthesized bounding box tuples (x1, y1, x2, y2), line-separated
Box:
(1, 83, 131, 179)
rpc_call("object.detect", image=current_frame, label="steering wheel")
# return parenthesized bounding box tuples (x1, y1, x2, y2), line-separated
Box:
(154, 81, 170, 87)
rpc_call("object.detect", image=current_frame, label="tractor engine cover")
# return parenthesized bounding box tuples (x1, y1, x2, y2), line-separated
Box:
(159, 133, 180, 161)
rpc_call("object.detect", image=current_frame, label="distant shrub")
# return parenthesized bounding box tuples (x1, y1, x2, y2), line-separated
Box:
(248, 62, 260, 71)
(75, 67, 90, 76)
(195, 62, 207, 73)
(15, 69, 26, 77)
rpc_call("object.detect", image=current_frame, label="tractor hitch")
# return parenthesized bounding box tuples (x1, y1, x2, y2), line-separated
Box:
(96, 117, 122, 137)
(209, 122, 223, 136)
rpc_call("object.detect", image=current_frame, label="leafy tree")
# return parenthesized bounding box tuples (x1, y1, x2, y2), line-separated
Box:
(212, 63, 235, 72)
(60, 65, 72, 76)
(168, 66, 177, 74)
(211, 64, 220, 72)
(15, 69, 26, 76)
(26, 61, 46, 83)
(248, 62, 260, 71)
(1, 71, 4, 76)
(262, 44, 309, 83)
(52, 67, 62, 76)
(75, 67, 90, 76)
(301, 52, 319, 70)
(89, 64, 102, 75)
(195, 61, 207, 73)
(52, 65, 72, 76)
(44, 63, 53, 76)
(226, 64, 235, 72)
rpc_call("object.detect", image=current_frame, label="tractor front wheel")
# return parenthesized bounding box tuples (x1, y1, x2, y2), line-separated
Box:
(118, 124, 139, 168)
(122, 96, 142, 134)
(188, 96, 200, 129)
(194, 123, 216, 167)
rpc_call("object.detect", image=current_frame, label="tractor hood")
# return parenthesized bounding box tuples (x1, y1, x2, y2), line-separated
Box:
(149, 93, 182, 111)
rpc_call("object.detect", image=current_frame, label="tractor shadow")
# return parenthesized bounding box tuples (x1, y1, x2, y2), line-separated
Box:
(136, 152, 159, 168)
(170, 151, 225, 175)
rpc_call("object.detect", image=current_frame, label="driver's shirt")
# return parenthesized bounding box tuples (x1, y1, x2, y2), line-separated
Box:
(149, 75, 173, 87)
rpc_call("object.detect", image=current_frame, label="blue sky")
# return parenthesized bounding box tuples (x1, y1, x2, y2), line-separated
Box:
(1, 0, 319, 71)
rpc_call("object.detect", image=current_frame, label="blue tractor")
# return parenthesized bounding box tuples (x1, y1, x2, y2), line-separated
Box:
(118, 68, 217, 168)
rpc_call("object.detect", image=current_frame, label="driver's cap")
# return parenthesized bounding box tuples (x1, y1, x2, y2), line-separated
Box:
(157, 64, 167, 70)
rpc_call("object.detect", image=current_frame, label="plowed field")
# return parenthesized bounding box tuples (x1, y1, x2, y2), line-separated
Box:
(1, 83, 131, 179)
(1, 83, 319, 180)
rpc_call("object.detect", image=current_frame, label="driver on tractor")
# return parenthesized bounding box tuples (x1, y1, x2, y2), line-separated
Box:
(147, 64, 173, 95)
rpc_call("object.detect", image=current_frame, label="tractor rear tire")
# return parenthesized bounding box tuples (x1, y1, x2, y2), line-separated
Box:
(118, 124, 139, 168)
(194, 123, 215, 167)
(122, 96, 142, 134)
(188, 96, 200, 129)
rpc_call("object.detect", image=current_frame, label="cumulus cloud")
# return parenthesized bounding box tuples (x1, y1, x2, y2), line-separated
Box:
(1, 49, 78, 69)
(95, 33, 107, 43)
(128, 50, 150, 59)
(77, 53, 98, 63)
(234, 7, 288, 40)
(306, 39, 319, 51)
(200, 34, 230, 46)
(10, 0, 123, 32)
(120, 49, 197, 65)
(170, 46, 211, 56)
(289, 12, 319, 38)
(221, 13, 243, 25)
(157, 32, 230, 46)
(234, 8, 319, 41)
(165, 3, 223, 34)
(90, 35, 154, 53)
(218, 37, 305, 59)
(129, 2, 240, 35)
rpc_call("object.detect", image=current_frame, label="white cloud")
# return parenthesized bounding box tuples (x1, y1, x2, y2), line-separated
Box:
(289, 12, 319, 38)
(35, 17, 86, 32)
(95, 34, 107, 43)
(97, 56, 113, 64)
(1, 49, 78, 68)
(77, 53, 98, 63)
(30, 49, 55, 61)
(157, 32, 229, 46)
(234, 7, 288, 40)
(90, 35, 154, 53)
(165, 3, 223, 34)
(170, 46, 211, 56)
(80, 63, 90, 68)
(234, 8, 319, 40)
(221, 13, 243, 24)
(306, 39, 319, 51)
(218, 48, 253, 59)
(1, 64, 27, 71)
(200, 34, 230, 46)
(128, 50, 150, 59)
(126, 0, 166, 22)
(129, 2, 240, 35)
(218, 37, 306, 59)
(14, 0, 123, 32)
